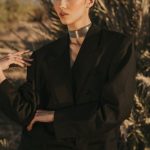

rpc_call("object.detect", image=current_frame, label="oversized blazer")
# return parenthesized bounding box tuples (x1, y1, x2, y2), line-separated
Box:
(0, 23, 136, 150)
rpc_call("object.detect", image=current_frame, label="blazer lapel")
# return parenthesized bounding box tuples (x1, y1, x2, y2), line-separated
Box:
(45, 23, 103, 107)
(71, 24, 103, 100)
(45, 35, 74, 107)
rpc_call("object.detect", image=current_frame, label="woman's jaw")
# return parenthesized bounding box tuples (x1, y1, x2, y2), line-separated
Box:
(60, 14, 92, 31)
(53, 0, 94, 31)
(56, 6, 91, 30)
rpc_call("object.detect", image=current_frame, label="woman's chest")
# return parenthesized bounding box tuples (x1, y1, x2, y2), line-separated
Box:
(69, 37, 84, 68)
(38, 48, 111, 107)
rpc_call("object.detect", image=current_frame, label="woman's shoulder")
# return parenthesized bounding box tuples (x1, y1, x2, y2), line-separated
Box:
(31, 34, 67, 59)
(100, 28, 134, 43)
(99, 28, 134, 57)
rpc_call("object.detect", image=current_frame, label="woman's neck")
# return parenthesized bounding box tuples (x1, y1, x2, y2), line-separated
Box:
(67, 18, 91, 31)
(68, 22, 92, 45)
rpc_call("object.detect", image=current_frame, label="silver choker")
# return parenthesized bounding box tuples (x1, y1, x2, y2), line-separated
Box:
(68, 23, 92, 39)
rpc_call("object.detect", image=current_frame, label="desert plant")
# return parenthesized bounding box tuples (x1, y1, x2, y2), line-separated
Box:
(0, 0, 149, 149)
(4, 0, 19, 22)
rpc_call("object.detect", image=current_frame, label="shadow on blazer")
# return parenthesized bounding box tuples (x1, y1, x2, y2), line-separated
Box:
(0, 23, 136, 150)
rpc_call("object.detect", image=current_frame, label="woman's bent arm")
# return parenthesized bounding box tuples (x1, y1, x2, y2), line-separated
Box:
(0, 52, 37, 127)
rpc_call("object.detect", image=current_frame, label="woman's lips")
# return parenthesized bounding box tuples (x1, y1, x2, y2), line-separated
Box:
(59, 12, 69, 17)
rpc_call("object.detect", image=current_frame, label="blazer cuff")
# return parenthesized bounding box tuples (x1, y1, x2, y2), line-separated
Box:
(0, 79, 14, 96)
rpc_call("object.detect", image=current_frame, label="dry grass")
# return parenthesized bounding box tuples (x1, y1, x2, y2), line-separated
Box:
(0, 0, 150, 149)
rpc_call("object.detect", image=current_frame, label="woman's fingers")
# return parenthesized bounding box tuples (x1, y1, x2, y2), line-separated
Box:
(10, 57, 31, 67)
(11, 57, 31, 67)
(8, 50, 30, 58)
(11, 50, 32, 59)
(26, 110, 55, 131)
(0, 50, 33, 71)
(27, 119, 36, 131)
(11, 60, 25, 67)
(27, 114, 38, 131)
(16, 57, 31, 66)
(8, 52, 33, 67)
(13, 55, 33, 63)
(27, 114, 41, 131)
(23, 58, 33, 61)
(15, 50, 30, 55)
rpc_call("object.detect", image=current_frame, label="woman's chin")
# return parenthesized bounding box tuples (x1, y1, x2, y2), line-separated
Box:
(60, 18, 74, 26)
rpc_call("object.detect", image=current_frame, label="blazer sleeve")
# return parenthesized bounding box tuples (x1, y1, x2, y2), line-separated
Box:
(53, 35, 137, 139)
(0, 52, 38, 127)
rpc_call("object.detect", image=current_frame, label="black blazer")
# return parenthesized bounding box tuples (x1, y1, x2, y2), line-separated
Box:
(0, 23, 136, 150)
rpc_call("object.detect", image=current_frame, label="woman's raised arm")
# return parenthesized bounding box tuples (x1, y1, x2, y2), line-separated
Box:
(0, 50, 38, 127)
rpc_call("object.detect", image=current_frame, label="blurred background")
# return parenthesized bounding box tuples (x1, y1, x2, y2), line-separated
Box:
(0, 0, 150, 149)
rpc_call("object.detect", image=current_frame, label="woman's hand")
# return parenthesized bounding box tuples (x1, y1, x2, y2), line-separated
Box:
(27, 110, 55, 131)
(0, 50, 32, 71)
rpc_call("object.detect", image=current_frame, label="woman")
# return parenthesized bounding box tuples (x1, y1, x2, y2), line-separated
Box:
(0, 0, 136, 150)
